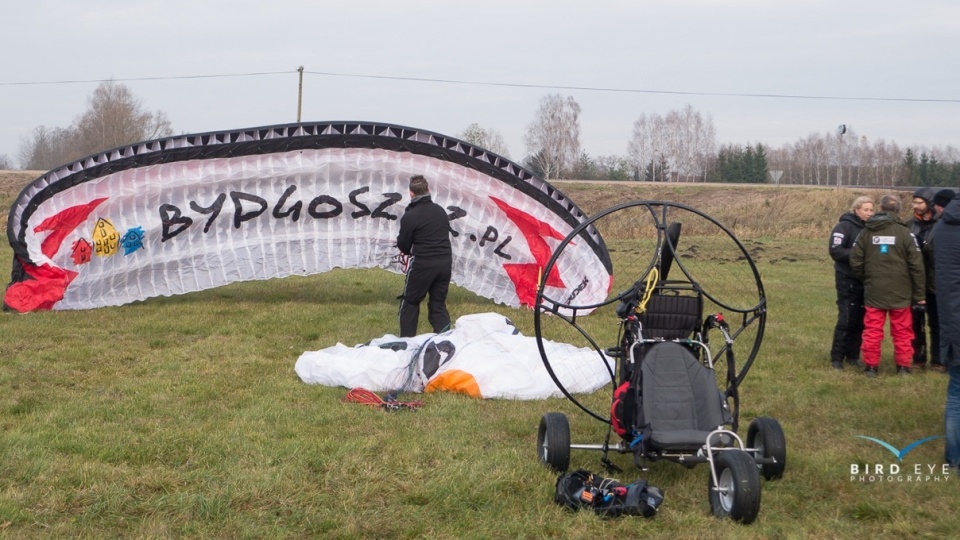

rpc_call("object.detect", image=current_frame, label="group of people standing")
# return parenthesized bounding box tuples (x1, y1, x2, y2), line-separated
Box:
(829, 187, 960, 468)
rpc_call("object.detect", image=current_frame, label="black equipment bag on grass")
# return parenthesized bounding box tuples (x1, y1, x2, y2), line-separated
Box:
(554, 469, 664, 518)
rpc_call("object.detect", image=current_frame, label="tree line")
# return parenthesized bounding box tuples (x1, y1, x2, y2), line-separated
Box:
(9, 84, 959, 189)
(523, 95, 959, 186)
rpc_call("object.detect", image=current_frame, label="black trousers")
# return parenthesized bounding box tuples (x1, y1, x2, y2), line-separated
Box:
(831, 273, 865, 363)
(912, 292, 941, 365)
(398, 256, 452, 338)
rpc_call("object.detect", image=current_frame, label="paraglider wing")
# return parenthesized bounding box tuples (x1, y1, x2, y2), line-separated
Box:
(4, 122, 612, 312)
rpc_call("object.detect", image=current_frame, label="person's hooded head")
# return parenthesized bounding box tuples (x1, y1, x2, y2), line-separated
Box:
(912, 187, 936, 218)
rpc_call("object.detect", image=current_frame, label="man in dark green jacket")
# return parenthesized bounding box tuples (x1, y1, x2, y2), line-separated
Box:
(850, 194, 925, 377)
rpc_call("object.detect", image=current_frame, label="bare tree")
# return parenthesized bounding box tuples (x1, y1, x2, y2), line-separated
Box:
(0, 154, 11, 170)
(848, 136, 871, 186)
(879, 140, 903, 186)
(863, 140, 883, 186)
(627, 113, 653, 179)
(18, 125, 73, 171)
(766, 145, 794, 184)
(18, 81, 173, 171)
(832, 129, 845, 186)
(804, 133, 829, 186)
(676, 105, 716, 181)
(71, 81, 173, 157)
(627, 113, 669, 181)
(524, 94, 581, 180)
(458, 123, 511, 158)
(627, 105, 716, 182)
(858, 137, 899, 187)
(828, 125, 860, 186)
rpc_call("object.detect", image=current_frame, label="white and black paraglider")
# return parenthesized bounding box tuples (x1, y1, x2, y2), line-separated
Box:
(4, 121, 612, 312)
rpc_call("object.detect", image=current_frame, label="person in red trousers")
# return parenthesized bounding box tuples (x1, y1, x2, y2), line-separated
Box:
(850, 194, 925, 377)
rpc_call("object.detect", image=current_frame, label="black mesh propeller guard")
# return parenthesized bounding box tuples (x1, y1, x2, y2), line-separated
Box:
(534, 200, 766, 423)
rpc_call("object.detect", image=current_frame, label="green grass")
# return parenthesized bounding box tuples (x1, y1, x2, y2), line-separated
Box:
(2, 191, 958, 537)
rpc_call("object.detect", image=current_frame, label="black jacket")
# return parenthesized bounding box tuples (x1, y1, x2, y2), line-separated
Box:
(908, 210, 937, 294)
(921, 214, 940, 294)
(935, 197, 960, 365)
(829, 212, 865, 279)
(908, 213, 936, 246)
(397, 195, 452, 260)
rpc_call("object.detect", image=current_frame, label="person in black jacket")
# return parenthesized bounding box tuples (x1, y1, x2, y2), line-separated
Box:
(396, 175, 453, 337)
(907, 187, 938, 368)
(934, 192, 960, 467)
(828, 195, 874, 370)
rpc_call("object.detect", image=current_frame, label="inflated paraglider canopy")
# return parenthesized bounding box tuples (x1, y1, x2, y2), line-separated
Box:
(4, 121, 612, 312)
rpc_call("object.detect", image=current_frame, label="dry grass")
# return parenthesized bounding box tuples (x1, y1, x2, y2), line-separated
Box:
(1, 171, 954, 537)
(0, 170, 41, 198)
(553, 181, 893, 238)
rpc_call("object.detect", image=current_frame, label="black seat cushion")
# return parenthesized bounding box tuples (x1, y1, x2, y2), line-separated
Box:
(640, 342, 731, 450)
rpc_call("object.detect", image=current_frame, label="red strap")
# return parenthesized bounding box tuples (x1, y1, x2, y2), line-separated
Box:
(343, 388, 424, 411)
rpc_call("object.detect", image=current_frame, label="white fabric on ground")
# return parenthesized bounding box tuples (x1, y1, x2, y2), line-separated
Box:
(295, 312, 612, 399)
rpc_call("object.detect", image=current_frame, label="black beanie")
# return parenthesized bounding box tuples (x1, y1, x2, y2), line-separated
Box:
(933, 189, 956, 208)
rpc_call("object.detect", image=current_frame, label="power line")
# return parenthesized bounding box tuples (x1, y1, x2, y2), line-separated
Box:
(0, 71, 295, 86)
(2, 68, 958, 104)
(303, 70, 959, 104)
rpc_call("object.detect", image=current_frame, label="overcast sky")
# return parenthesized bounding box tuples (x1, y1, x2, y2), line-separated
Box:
(2, 0, 958, 167)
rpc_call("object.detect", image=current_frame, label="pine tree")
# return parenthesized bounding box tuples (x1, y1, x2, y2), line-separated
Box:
(903, 149, 919, 186)
(752, 143, 769, 183)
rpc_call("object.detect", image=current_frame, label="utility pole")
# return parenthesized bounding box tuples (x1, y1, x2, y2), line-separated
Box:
(837, 124, 846, 187)
(297, 66, 304, 123)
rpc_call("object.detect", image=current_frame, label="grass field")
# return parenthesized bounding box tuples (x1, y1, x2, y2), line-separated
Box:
(1, 173, 956, 538)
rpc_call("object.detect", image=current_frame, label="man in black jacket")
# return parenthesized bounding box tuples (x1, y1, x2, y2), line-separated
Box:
(397, 175, 453, 337)
(934, 192, 960, 467)
(907, 187, 938, 368)
(828, 196, 874, 370)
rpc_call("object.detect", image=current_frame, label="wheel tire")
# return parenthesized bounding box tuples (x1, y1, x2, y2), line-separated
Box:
(747, 417, 787, 480)
(708, 450, 761, 524)
(537, 413, 570, 472)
